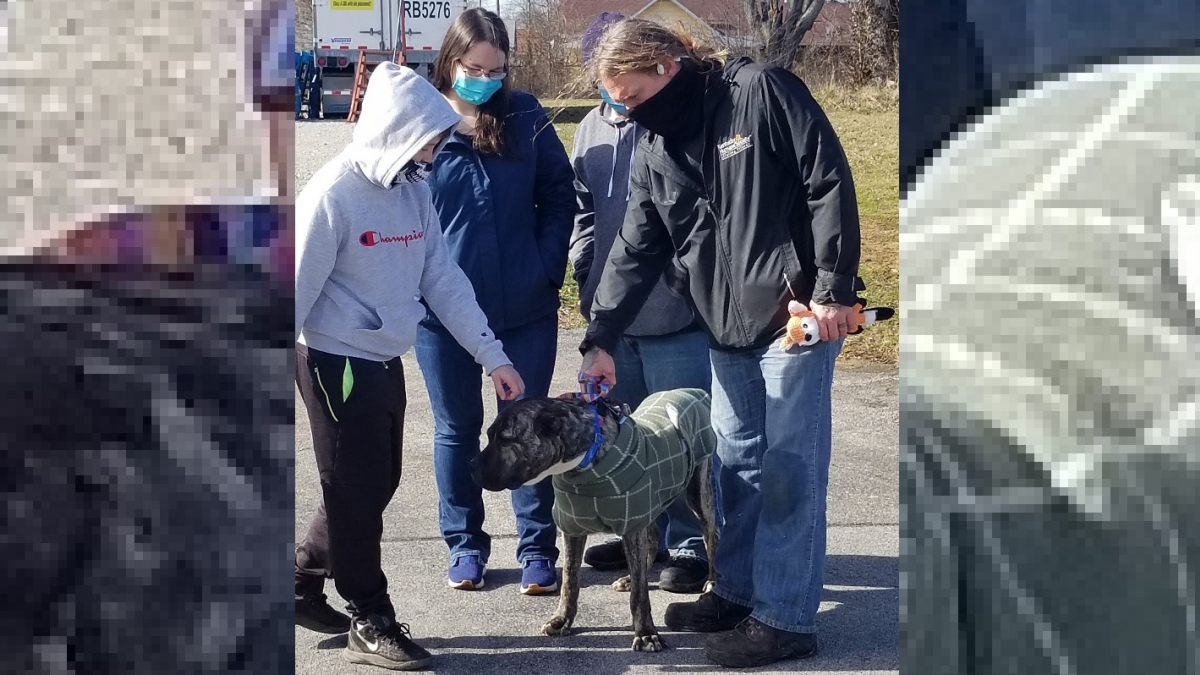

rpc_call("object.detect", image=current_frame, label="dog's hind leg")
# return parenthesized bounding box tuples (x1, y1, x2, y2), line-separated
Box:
(687, 459, 720, 593)
(622, 531, 665, 652)
(542, 534, 586, 637)
(612, 523, 659, 593)
(645, 521, 661, 569)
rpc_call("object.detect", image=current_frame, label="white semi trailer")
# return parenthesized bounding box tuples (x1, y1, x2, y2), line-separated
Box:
(312, 0, 467, 116)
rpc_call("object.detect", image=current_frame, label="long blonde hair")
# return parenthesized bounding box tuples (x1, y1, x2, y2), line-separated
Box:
(587, 19, 728, 83)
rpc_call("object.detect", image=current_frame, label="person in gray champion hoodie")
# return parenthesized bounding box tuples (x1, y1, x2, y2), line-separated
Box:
(568, 11, 716, 596)
(294, 62, 524, 670)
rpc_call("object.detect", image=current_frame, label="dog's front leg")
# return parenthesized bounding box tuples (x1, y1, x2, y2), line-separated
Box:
(622, 531, 664, 652)
(542, 534, 586, 637)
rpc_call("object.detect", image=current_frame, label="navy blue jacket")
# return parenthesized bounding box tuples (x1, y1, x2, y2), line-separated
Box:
(424, 91, 576, 333)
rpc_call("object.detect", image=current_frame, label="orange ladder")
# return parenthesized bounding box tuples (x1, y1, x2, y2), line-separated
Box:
(347, 49, 406, 123)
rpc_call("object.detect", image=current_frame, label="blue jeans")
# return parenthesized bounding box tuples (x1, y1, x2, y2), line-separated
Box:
(710, 337, 843, 634)
(415, 314, 560, 566)
(610, 328, 713, 561)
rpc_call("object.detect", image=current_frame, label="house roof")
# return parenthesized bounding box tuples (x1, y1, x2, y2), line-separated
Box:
(560, 0, 650, 30)
(801, 1, 852, 46)
(560, 0, 742, 31)
(560, 0, 853, 45)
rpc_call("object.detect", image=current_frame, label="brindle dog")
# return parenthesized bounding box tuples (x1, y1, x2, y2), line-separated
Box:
(468, 396, 719, 653)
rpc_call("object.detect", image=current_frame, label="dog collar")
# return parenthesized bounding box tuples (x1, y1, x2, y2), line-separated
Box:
(575, 405, 605, 471)
(554, 392, 630, 427)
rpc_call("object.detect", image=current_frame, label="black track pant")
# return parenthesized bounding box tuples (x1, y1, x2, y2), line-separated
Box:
(295, 344, 405, 620)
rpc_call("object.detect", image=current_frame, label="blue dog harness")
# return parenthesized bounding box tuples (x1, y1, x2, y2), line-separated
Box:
(555, 375, 630, 470)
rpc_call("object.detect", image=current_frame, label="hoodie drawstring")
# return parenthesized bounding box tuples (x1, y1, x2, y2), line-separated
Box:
(607, 123, 623, 198)
(606, 121, 639, 201)
(626, 125, 638, 201)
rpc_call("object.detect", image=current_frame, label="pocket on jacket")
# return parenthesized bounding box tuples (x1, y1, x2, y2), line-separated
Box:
(351, 302, 420, 354)
(532, 246, 563, 291)
(546, 259, 564, 290)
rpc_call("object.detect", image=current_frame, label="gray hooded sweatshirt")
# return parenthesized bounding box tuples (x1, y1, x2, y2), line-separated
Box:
(295, 63, 509, 373)
(569, 103, 695, 337)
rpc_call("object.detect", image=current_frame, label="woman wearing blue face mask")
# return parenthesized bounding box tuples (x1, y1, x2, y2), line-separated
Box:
(418, 7, 576, 596)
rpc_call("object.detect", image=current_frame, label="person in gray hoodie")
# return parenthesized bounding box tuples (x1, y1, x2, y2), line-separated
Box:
(294, 61, 524, 671)
(568, 11, 714, 594)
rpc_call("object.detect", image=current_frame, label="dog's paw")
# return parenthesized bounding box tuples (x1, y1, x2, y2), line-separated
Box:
(541, 615, 573, 637)
(612, 575, 632, 592)
(632, 633, 665, 652)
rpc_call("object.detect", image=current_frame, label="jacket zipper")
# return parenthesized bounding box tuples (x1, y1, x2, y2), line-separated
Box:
(700, 116, 754, 346)
(707, 204, 753, 345)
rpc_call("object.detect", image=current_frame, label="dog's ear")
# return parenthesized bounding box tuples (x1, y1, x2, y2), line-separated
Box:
(534, 411, 565, 438)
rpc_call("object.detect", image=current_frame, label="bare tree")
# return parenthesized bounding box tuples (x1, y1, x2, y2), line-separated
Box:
(744, 0, 827, 68)
(847, 0, 898, 83)
(509, 0, 575, 97)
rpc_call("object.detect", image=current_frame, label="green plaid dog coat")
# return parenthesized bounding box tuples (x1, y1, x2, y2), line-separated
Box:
(552, 388, 715, 537)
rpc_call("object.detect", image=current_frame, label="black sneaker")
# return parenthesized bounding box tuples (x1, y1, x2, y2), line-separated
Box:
(344, 615, 433, 671)
(664, 591, 752, 633)
(582, 538, 627, 571)
(295, 594, 351, 634)
(704, 617, 819, 667)
(584, 538, 669, 571)
(659, 556, 709, 594)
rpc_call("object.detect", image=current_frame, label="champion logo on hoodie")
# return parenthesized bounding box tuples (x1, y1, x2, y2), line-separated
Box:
(359, 229, 424, 247)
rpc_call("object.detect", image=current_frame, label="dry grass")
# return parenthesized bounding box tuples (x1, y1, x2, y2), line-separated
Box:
(812, 82, 899, 114)
(825, 108, 898, 364)
(552, 91, 897, 364)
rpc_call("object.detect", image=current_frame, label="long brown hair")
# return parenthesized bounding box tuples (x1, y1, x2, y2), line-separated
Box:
(431, 8, 512, 156)
(587, 18, 727, 83)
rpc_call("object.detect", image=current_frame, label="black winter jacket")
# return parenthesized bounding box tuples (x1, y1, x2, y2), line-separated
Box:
(582, 57, 862, 354)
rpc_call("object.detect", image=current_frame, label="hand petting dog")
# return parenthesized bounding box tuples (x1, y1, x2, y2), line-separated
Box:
(489, 364, 525, 401)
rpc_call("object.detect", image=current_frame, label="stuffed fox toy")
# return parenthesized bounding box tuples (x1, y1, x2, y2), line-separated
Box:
(780, 300, 896, 350)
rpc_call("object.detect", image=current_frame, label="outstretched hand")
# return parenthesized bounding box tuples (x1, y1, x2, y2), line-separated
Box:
(490, 365, 526, 401)
(580, 347, 616, 388)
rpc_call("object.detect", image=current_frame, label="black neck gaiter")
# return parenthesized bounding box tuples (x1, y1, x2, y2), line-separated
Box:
(627, 60, 707, 141)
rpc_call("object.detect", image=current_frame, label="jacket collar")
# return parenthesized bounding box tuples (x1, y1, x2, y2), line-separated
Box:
(598, 102, 634, 127)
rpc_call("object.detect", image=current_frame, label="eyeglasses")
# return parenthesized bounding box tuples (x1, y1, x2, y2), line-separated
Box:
(457, 61, 508, 81)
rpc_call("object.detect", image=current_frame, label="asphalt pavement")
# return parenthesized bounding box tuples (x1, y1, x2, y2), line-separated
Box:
(295, 330, 898, 675)
(295, 120, 898, 674)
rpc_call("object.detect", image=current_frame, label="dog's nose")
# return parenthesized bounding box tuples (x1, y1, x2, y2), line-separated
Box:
(468, 456, 480, 472)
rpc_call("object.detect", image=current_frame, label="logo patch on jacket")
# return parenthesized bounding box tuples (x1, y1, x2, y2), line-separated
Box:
(359, 230, 424, 247)
(718, 133, 753, 161)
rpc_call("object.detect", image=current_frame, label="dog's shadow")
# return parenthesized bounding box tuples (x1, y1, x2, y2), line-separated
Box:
(313, 568, 637, 651)
(318, 554, 897, 673)
(472, 565, 635, 594)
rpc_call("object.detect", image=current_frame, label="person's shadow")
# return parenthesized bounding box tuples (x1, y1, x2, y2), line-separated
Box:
(316, 554, 897, 673)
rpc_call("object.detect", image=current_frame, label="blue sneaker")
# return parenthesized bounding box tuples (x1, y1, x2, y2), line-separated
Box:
(520, 559, 559, 595)
(447, 555, 486, 590)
